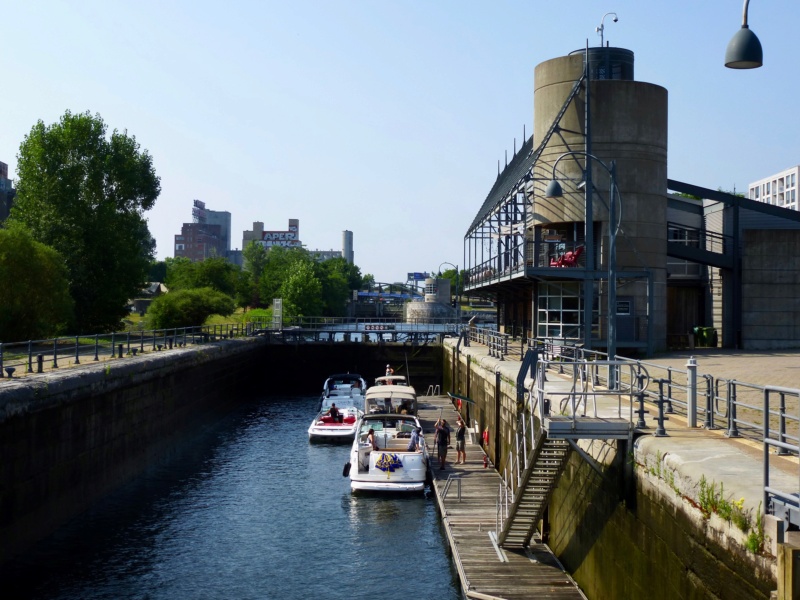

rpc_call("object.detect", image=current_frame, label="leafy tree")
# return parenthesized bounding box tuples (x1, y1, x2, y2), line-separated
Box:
(0, 226, 74, 341)
(146, 287, 235, 329)
(10, 110, 160, 333)
(259, 246, 313, 304)
(148, 260, 167, 282)
(315, 257, 359, 316)
(242, 241, 268, 281)
(362, 273, 375, 290)
(239, 241, 268, 308)
(279, 261, 323, 317)
(164, 256, 197, 290)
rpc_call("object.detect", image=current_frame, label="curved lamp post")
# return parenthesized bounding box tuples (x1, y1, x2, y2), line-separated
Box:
(438, 261, 460, 322)
(596, 12, 618, 48)
(725, 0, 762, 69)
(546, 151, 621, 385)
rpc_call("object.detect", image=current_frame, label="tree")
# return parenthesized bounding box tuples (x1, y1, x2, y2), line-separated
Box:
(9, 111, 160, 333)
(0, 225, 74, 341)
(258, 246, 313, 304)
(146, 287, 235, 329)
(279, 261, 323, 317)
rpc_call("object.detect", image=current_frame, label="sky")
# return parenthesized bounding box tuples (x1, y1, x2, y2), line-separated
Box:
(1, 1, 797, 285)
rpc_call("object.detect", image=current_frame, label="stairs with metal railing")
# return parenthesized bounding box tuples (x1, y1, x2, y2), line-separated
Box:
(497, 434, 572, 548)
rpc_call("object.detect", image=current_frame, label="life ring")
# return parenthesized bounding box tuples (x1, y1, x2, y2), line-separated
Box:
(482, 428, 489, 447)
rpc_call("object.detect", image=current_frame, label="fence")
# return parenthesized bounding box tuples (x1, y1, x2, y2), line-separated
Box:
(0, 323, 258, 380)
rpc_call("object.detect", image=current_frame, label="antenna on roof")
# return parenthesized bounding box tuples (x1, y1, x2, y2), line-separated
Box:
(514, 138, 516, 154)
(505, 150, 508, 167)
(523, 124, 526, 141)
(497, 160, 500, 176)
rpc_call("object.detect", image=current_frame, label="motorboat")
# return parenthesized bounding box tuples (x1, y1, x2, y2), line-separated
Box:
(321, 373, 367, 402)
(308, 374, 367, 441)
(344, 385, 429, 492)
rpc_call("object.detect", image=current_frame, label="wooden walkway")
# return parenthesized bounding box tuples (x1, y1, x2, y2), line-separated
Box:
(417, 395, 585, 600)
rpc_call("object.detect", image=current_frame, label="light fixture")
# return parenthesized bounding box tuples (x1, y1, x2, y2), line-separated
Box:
(725, 0, 762, 69)
(596, 12, 618, 47)
(544, 179, 564, 198)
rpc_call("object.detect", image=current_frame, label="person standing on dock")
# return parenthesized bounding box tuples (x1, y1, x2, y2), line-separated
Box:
(435, 419, 450, 470)
(455, 418, 466, 464)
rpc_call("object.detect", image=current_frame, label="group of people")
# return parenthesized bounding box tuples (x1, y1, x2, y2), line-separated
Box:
(433, 417, 466, 469)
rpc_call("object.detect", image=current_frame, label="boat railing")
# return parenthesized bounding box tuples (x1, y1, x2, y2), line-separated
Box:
(426, 384, 441, 396)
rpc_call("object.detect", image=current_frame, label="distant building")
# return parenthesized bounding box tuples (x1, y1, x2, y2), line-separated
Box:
(173, 200, 232, 262)
(242, 219, 302, 250)
(0, 161, 15, 222)
(748, 166, 799, 210)
(343, 230, 354, 264)
(174, 222, 224, 262)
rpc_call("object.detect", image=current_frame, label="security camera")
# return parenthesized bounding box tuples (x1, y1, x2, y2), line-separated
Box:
(613, 17, 618, 22)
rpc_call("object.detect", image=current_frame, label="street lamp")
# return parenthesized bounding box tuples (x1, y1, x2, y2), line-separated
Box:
(438, 261, 460, 322)
(725, 0, 762, 69)
(546, 151, 621, 386)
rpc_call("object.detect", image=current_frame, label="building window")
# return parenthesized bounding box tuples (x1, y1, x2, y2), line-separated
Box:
(536, 282, 595, 340)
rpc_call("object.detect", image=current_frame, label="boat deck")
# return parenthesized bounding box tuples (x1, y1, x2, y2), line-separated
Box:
(418, 395, 585, 600)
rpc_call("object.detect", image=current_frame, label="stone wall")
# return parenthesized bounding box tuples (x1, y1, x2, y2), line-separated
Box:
(0, 338, 265, 563)
(443, 341, 776, 598)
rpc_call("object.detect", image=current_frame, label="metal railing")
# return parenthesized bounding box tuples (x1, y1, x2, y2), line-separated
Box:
(484, 341, 800, 528)
(0, 323, 259, 380)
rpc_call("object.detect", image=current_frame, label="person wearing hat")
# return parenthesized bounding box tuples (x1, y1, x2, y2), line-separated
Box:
(385, 364, 394, 376)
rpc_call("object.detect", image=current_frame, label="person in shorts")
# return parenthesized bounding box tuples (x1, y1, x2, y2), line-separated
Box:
(455, 418, 466, 464)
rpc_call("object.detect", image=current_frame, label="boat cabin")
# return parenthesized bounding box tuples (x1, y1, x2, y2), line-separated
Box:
(364, 386, 417, 416)
(374, 375, 409, 387)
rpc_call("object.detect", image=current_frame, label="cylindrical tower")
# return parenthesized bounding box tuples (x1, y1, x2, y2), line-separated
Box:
(532, 46, 668, 352)
(342, 230, 354, 264)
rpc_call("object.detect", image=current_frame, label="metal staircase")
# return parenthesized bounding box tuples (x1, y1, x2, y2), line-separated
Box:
(497, 433, 571, 548)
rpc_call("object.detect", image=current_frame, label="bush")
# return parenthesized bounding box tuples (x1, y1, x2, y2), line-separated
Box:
(146, 287, 235, 329)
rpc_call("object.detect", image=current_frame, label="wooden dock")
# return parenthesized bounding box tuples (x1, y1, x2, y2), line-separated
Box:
(417, 395, 585, 600)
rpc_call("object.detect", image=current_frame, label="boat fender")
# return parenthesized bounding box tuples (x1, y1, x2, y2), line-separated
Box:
(342, 461, 351, 477)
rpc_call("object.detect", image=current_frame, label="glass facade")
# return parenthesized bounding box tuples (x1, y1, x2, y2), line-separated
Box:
(536, 282, 598, 340)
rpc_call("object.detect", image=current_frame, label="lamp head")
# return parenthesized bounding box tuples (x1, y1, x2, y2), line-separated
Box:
(545, 180, 564, 198)
(725, 25, 763, 69)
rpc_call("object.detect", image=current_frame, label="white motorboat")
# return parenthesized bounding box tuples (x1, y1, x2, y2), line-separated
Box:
(344, 385, 429, 492)
(308, 374, 366, 441)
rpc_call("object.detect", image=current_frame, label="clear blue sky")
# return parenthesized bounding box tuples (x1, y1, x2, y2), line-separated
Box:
(1, 1, 796, 284)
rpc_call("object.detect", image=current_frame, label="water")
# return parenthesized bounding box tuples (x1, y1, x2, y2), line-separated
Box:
(2, 395, 460, 599)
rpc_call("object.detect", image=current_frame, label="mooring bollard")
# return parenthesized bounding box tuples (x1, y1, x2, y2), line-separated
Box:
(132, 348, 138, 356)
(37, 354, 44, 373)
(5, 367, 15, 378)
(118, 343, 124, 357)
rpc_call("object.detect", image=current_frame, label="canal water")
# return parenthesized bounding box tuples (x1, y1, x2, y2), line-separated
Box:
(2, 395, 461, 599)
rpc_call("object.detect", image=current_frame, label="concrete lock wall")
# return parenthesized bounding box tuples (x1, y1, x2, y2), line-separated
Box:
(0, 339, 444, 564)
(0, 338, 266, 563)
(444, 344, 776, 598)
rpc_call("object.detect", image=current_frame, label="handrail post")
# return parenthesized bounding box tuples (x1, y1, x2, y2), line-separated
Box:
(111, 332, 116, 358)
(686, 356, 697, 428)
(634, 374, 648, 428)
(53, 338, 59, 368)
(654, 379, 669, 437)
(94, 334, 100, 361)
(28, 340, 33, 373)
(777, 391, 790, 455)
(703, 375, 718, 430)
(727, 381, 740, 438)
(74, 336, 80, 365)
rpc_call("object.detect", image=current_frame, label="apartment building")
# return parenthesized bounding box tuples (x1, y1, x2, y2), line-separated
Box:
(748, 166, 799, 210)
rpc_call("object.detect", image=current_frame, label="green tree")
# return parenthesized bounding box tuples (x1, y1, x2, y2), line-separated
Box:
(10, 110, 160, 333)
(146, 287, 235, 329)
(0, 226, 74, 341)
(242, 241, 268, 281)
(280, 261, 323, 317)
(148, 260, 167, 282)
(362, 273, 375, 290)
(259, 246, 313, 304)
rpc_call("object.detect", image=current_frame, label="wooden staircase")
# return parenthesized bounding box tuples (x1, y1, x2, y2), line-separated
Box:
(497, 433, 572, 548)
